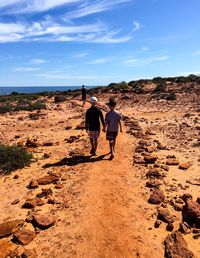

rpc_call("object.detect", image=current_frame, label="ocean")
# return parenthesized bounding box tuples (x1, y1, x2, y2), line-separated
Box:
(0, 86, 96, 95)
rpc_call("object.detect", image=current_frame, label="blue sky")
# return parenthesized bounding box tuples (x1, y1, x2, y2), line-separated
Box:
(0, 0, 200, 86)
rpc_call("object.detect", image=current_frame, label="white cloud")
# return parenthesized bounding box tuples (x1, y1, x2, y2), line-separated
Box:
(75, 52, 88, 58)
(194, 51, 200, 55)
(123, 58, 138, 64)
(88, 58, 109, 64)
(36, 73, 98, 80)
(132, 21, 140, 32)
(65, 0, 132, 19)
(149, 55, 169, 62)
(13, 67, 41, 72)
(31, 58, 48, 64)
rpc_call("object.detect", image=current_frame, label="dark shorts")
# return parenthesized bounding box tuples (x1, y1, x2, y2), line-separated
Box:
(82, 95, 86, 101)
(106, 131, 118, 141)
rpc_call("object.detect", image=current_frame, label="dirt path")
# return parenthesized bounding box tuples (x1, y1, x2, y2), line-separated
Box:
(71, 106, 160, 257)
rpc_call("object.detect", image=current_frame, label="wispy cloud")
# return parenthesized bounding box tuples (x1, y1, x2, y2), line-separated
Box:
(132, 21, 140, 32)
(88, 58, 110, 64)
(194, 51, 200, 55)
(65, 0, 132, 19)
(31, 58, 48, 64)
(75, 52, 88, 58)
(122, 55, 170, 66)
(36, 73, 98, 80)
(13, 67, 41, 72)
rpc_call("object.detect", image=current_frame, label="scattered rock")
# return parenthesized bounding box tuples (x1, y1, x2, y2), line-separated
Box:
(0, 220, 24, 238)
(182, 200, 200, 227)
(0, 239, 18, 258)
(166, 223, 174, 232)
(158, 208, 175, 223)
(22, 198, 44, 209)
(36, 188, 53, 198)
(144, 155, 157, 164)
(161, 165, 169, 171)
(148, 189, 165, 204)
(166, 159, 180, 166)
(179, 222, 191, 234)
(180, 194, 193, 202)
(186, 178, 200, 186)
(154, 220, 162, 228)
(11, 199, 20, 205)
(146, 179, 162, 188)
(21, 249, 37, 258)
(37, 174, 59, 185)
(33, 213, 56, 229)
(164, 231, 194, 258)
(28, 180, 39, 189)
(26, 139, 40, 148)
(146, 168, 164, 179)
(14, 229, 36, 245)
(179, 162, 191, 170)
(43, 142, 53, 146)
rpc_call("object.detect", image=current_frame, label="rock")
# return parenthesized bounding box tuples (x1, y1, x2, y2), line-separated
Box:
(164, 231, 194, 258)
(138, 140, 151, 146)
(0, 239, 18, 258)
(146, 179, 162, 188)
(13, 174, 19, 179)
(144, 155, 157, 164)
(197, 198, 200, 205)
(22, 198, 44, 209)
(14, 229, 36, 245)
(154, 220, 162, 228)
(161, 165, 169, 171)
(54, 184, 64, 189)
(166, 159, 180, 166)
(166, 223, 174, 232)
(182, 200, 200, 227)
(33, 214, 56, 229)
(36, 188, 53, 198)
(37, 174, 59, 185)
(26, 139, 40, 148)
(65, 126, 72, 130)
(21, 249, 37, 258)
(133, 157, 145, 164)
(146, 168, 164, 179)
(180, 194, 193, 202)
(11, 199, 20, 205)
(28, 180, 39, 189)
(179, 222, 191, 234)
(75, 121, 85, 130)
(148, 189, 165, 204)
(186, 178, 200, 186)
(179, 162, 191, 170)
(43, 142, 53, 146)
(158, 208, 175, 223)
(0, 220, 24, 238)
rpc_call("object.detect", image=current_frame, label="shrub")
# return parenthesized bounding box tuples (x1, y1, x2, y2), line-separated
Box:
(0, 145, 32, 174)
(54, 95, 66, 103)
(14, 101, 46, 112)
(0, 104, 13, 114)
(153, 81, 166, 93)
(166, 92, 177, 100)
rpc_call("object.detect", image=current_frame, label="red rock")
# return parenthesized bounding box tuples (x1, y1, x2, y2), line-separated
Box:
(22, 198, 44, 209)
(154, 220, 162, 228)
(146, 179, 162, 188)
(54, 184, 64, 189)
(133, 157, 145, 164)
(158, 208, 175, 223)
(0, 240, 18, 258)
(65, 126, 72, 130)
(166, 223, 174, 232)
(182, 200, 200, 227)
(14, 229, 36, 245)
(146, 168, 164, 179)
(21, 249, 37, 258)
(179, 162, 191, 170)
(75, 121, 85, 130)
(37, 174, 59, 185)
(43, 142, 53, 146)
(26, 139, 40, 148)
(36, 188, 53, 198)
(164, 231, 194, 258)
(148, 189, 165, 204)
(0, 220, 24, 238)
(33, 214, 56, 229)
(138, 140, 151, 146)
(28, 180, 39, 189)
(144, 155, 157, 164)
(161, 164, 169, 171)
(11, 199, 20, 205)
(166, 159, 180, 165)
(186, 178, 200, 186)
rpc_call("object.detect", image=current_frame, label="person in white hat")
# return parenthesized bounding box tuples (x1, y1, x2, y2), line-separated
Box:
(86, 96, 105, 155)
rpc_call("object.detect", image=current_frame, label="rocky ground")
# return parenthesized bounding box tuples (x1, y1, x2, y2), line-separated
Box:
(0, 83, 199, 258)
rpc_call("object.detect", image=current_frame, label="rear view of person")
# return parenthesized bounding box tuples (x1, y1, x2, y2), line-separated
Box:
(86, 97, 105, 156)
(81, 85, 87, 105)
(103, 98, 122, 160)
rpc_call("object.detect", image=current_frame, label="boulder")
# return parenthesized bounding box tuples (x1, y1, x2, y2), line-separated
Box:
(144, 155, 157, 164)
(146, 179, 162, 188)
(164, 231, 194, 258)
(148, 189, 165, 204)
(158, 208, 175, 223)
(182, 200, 200, 227)
(0, 239, 18, 258)
(0, 220, 24, 238)
(146, 168, 164, 179)
(33, 214, 56, 229)
(21, 249, 37, 258)
(14, 229, 36, 245)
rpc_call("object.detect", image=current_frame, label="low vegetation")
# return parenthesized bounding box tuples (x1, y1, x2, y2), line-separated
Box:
(0, 145, 33, 174)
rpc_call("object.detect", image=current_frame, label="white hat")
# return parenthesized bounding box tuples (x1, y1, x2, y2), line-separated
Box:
(90, 96, 98, 103)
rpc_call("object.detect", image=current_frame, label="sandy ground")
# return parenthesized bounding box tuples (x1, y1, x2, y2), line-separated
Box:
(0, 93, 199, 258)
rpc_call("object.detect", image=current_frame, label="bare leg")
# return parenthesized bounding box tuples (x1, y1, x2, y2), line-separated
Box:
(109, 140, 114, 159)
(94, 139, 98, 155)
(90, 138, 95, 154)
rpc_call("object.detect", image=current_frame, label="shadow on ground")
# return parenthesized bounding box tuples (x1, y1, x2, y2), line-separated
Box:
(43, 154, 110, 168)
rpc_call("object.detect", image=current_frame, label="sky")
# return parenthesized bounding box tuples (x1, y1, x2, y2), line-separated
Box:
(0, 0, 200, 86)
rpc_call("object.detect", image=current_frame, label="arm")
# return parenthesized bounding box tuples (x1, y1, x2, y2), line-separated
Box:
(86, 110, 89, 132)
(100, 110, 105, 129)
(119, 120, 122, 133)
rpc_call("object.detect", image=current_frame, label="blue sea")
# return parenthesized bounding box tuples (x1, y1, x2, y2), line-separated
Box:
(0, 86, 96, 96)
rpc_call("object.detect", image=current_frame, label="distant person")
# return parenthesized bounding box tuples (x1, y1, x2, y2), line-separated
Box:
(86, 97, 105, 156)
(81, 85, 87, 105)
(103, 98, 122, 160)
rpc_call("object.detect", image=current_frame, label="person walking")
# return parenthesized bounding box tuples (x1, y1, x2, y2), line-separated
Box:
(81, 85, 87, 105)
(86, 96, 105, 156)
(103, 98, 122, 160)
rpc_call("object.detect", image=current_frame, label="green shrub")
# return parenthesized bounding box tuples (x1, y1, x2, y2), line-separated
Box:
(54, 95, 66, 103)
(0, 145, 32, 174)
(0, 104, 13, 114)
(14, 101, 46, 112)
(166, 92, 177, 100)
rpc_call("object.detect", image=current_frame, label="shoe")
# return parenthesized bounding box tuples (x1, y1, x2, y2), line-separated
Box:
(90, 148, 94, 155)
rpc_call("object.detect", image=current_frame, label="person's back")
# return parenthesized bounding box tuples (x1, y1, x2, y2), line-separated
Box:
(105, 110, 121, 132)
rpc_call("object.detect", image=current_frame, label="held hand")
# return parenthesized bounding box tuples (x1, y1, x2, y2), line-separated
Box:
(120, 128, 123, 133)
(102, 128, 106, 133)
